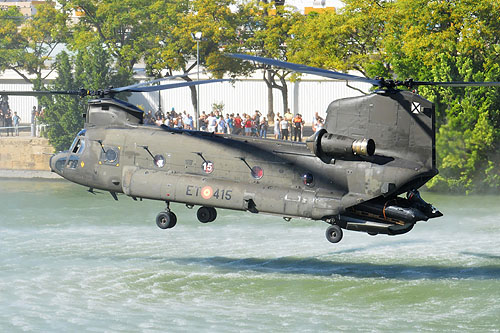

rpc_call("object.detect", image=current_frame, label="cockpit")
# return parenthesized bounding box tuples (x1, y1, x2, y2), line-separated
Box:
(51, 129, 87, 173)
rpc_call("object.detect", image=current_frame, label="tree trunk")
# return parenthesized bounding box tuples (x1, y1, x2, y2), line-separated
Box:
(266, 70, 274, 121)
(279, 75, 288, 114)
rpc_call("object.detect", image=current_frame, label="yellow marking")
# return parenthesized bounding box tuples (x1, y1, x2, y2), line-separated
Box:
(80, 161, 85, 168)
(116, 163, 120, 167)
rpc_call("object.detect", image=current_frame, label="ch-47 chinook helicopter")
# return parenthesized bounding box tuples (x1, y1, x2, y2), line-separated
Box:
(3, 54, 499, 244)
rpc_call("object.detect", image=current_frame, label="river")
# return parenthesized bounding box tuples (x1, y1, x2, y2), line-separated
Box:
(1, 179, 499, 332)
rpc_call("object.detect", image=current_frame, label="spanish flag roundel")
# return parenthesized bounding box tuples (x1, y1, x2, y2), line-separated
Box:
(201, 186, 213, 200)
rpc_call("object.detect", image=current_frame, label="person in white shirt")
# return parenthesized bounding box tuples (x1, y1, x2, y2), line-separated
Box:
(280, 117, 289, 140)
(206, 112, 217, 132)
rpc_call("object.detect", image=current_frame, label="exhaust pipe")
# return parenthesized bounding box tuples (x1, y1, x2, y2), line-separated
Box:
(306, 129, 375, 163)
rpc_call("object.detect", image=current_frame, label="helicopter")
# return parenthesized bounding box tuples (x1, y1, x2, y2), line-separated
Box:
(3, 54, 500, 244)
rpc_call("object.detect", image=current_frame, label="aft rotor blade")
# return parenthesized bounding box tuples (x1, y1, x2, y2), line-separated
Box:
(127, 79, 230, 93)
(229, 53, 382, 86)
(411, 81, 500, 88)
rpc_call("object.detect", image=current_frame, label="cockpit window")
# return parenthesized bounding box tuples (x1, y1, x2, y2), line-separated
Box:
(71, 138, 85, 154)
(69, 129, 87, 153)
(70, 136, 79, 152)
(67, 155, 80, 169)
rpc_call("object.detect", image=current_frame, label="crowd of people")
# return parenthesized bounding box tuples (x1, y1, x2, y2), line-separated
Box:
(143, 108, 195, 130)
(143, 107, 325, 142)
(0, 106, 46, 137)
(0, 108, 22, 136)
(1, 100, 325, 141)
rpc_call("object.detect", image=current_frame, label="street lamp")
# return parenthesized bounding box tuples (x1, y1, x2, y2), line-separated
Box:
(191, 31, 203, 130)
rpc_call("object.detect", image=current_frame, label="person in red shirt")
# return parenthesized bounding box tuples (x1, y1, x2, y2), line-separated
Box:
(234, 113, 242, 135)
(244, 115, 252, 136)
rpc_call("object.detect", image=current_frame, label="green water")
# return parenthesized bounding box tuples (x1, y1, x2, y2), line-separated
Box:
(0, 179, 499, 332)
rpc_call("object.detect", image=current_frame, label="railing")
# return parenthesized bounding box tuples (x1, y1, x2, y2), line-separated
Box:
(0, 124, 47, 136)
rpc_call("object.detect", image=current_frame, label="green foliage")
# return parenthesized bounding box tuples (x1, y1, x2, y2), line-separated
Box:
(43, 45, 121, 151)
(382, 0, 500, 193)
(0, 3, 69, 86)
(64, 0, 151, 73)
(288, 0, 388, 78)
(236, 1, 301, 114)
(0, 7, 26, 72)
(42, 52, 83, 152)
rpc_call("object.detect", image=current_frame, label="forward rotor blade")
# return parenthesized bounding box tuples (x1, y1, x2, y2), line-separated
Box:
(229, 53, 382, 86)
(0, 90, 83, 97)
(127, 79, 230, 93)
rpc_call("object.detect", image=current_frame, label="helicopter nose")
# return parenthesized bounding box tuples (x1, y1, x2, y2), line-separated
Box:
(50, 152, 68, 176)
(49, 154, 55, 172)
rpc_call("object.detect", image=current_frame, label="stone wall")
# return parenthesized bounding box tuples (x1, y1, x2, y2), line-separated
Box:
(0, 137, 54, 171)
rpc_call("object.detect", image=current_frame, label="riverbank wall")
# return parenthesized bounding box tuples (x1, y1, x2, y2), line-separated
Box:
(0, 135, 61, 179)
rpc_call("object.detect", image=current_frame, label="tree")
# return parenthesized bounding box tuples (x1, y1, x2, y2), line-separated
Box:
(0, 7, 26, 73)
(63, 0, 153, 88)
(382, 0, 500, 193)
(143, 0, 245, 118)
(43, 44, 122, 151)
(288, 0, 389, 83)
(238, 0, 300, 118)
(0, 3, 69, 90)
(42, 51, 83, 151)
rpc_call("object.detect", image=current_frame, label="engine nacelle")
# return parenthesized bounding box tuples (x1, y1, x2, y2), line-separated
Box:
(306, 129, 375, 163)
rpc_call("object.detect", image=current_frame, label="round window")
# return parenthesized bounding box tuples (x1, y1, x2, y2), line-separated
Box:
(302, 173, 314, 187)
(154, 154, 165, 168)
(105, 149, 117, 163)
(251, 166, 263, 180)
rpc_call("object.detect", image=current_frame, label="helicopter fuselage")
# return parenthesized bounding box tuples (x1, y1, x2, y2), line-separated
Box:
(49, 91, 442, 244)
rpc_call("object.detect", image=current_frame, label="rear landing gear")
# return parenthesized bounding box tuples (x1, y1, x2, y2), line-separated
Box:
(197, 206, 217, 223)
(156, 201, 177, 229)
(325, 225, 343, 243)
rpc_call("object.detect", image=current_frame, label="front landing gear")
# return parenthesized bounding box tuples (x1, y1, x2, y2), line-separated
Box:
(156, 211, 177, 229)
(156, 201, 177, 229)
(325, 225, 343, 243)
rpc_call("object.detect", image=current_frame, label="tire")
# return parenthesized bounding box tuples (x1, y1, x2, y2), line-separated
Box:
(207, 207, 217, 222)
(197, 206, 212, 223)
(168, 212, 177, 228)
(156, 211, 177, 229)
(325, 225, 343, 243)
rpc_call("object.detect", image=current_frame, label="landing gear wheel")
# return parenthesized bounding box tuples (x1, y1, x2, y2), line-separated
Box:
(197, 206, 217, 223)
(325, 225, 343, 243)
(156, 211, 177, 229)
(208, 207, 217, 222)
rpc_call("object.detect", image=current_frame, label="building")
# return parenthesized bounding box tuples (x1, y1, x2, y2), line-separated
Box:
(286, 0, 342, 14)
(0, 0, 49, 17)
